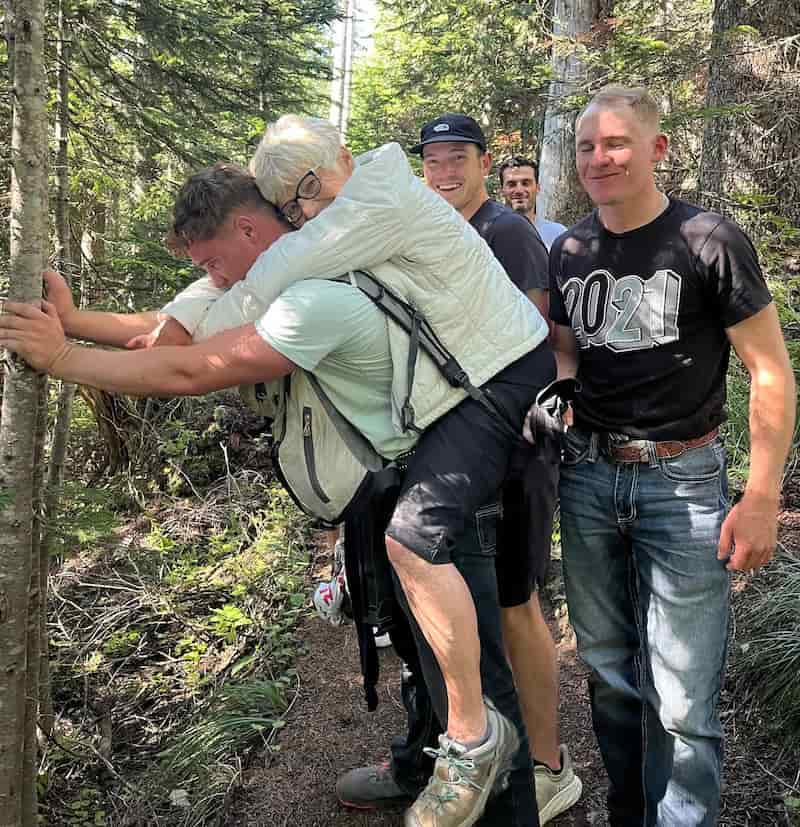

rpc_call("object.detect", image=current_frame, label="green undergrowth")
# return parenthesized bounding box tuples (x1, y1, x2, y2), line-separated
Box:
(724, 265, 800, 757)
(728, 546, 800, 753)
(721, 273, 800, 491)
(56, 481, 122, 552)
(41, 462, 316, 827)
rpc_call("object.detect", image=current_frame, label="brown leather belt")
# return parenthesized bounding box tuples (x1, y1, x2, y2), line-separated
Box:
(602, 428, 720, 463)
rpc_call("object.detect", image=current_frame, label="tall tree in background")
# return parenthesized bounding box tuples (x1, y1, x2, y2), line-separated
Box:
(537, 0, 604, 224)
(330, 0, 356, 134)
(699, 0, 800, 229)
(0, 0, 49, 820)
(347, 1, 552, 156)
(38, 0, 76, 736)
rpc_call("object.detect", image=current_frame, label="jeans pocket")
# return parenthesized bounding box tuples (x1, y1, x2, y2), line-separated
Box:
(474, 502, 501, 556)
(658, 440, 724, 483)
(561, 428, 591, 466)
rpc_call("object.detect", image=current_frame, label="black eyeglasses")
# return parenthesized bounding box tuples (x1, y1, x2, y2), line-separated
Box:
(279, 170, 322, 227)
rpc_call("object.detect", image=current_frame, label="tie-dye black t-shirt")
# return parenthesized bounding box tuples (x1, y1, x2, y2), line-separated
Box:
(549, 198, 772, 440)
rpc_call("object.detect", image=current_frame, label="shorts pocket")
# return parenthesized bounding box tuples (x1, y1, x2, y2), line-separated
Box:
(658, 440, 724, 483)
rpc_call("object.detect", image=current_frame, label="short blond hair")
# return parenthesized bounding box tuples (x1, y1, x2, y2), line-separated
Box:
(249, 115, 343, 204)
(578, 85, 661, 133)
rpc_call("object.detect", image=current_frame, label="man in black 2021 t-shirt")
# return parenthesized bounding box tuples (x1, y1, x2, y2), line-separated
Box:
(552, 199, 770, 440)
(549, 85, 796, 827)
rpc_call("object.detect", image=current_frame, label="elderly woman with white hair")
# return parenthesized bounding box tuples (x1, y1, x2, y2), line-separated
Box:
(160, 115, 555, 827)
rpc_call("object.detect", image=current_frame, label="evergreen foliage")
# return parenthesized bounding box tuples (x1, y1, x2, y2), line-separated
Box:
(347, 0, 552, 158)
(1, 0, 799, 820)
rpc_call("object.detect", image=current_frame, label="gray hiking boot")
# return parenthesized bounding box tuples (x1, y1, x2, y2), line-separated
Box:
(404, 699, 520, 827)
(336, 761, 412, 810)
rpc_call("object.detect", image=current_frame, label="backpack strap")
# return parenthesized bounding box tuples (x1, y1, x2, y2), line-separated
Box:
(338, 270, 522, 441)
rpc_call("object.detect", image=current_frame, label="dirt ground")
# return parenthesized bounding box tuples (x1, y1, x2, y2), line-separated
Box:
(229, 492, 800, 827)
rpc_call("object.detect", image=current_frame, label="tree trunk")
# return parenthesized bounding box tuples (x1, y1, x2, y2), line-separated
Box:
(22, 379, 47, 827)
(537, 0, 604, 225)
(699, 0, 800, 225)
(80, 198, 106, 283)
(39, 0, 76, 738)
(0, 0, 49, 819)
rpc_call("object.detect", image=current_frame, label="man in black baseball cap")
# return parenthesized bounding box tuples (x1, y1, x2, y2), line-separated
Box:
(411, 113, 488, 154)
(414, 114, 581, 823)
(336, 112, 583, 825)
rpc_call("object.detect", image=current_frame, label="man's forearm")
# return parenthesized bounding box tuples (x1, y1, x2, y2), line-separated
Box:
(50, 325, 294, 397)
(63, 308, 166, 347)
(745, 366, 797, 500)
(550, 323, 579, 380)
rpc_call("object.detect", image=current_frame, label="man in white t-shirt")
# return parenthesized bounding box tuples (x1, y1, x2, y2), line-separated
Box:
(498, 157, 566, 250)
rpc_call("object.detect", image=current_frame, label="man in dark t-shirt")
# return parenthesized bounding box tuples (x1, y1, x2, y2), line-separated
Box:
(417, 113, 581, 824)
(549, 85, 796, 827)
(335, 113, 583, 826)
(551, 204, 769, 440)
(416, 115, 549, 314)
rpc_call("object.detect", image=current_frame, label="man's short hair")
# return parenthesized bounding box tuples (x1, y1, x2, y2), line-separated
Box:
(498, 157, 539, 187)
(578, 85, 661, 133)
(166, 162, 280, 256)
(249, 115, 342, 205)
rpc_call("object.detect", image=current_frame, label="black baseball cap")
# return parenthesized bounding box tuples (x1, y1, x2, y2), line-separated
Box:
(411, 113, 487, 155)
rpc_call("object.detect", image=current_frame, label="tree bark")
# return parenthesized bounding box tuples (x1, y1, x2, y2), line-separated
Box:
(22, 379, 47, 827)
(39, 0, 76, 739)
(699, 0, 800, 224)
(0, 0, 49, 820)
(537, 0, 604, 225)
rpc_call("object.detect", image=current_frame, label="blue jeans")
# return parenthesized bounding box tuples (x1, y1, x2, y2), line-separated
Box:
(559, 429, 730, 827)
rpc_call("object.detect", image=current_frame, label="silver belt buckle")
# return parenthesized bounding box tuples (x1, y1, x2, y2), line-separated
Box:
(605, 433, 649, 462)
(624, 440, 651, 462)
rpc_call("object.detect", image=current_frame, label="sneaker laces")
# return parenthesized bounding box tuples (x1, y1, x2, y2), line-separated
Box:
(418, 738, 483, 812)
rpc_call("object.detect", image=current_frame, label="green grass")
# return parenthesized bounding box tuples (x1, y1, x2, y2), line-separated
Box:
(724, 270, 800, 749)
(42, 474, 315, 827)
(56, 481, 122, 551)
(729, 547, 800, 749)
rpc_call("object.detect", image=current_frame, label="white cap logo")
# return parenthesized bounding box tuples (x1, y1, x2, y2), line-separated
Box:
(433, 123, 450, 132)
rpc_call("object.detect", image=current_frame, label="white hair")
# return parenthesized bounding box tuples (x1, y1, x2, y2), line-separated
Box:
(249, 115, 343, 204)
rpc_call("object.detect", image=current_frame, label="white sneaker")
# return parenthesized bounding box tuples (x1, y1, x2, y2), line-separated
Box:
(313, 573, 347, 625)
(534, 744, 582, 824)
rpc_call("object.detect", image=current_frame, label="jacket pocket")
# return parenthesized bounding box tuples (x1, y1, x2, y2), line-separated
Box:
(303, 407, 330, 503)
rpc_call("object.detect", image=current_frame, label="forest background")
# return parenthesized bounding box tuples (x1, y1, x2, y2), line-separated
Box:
(0, 0, 799, 825)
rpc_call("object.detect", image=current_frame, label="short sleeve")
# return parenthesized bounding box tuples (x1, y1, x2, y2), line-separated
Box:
(548, 239, 570, 326)
(254, 281, 363, 371)
(160, 276, 224, 333)
(696, 218, 772, 328)
(489, 215, 549, 292)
